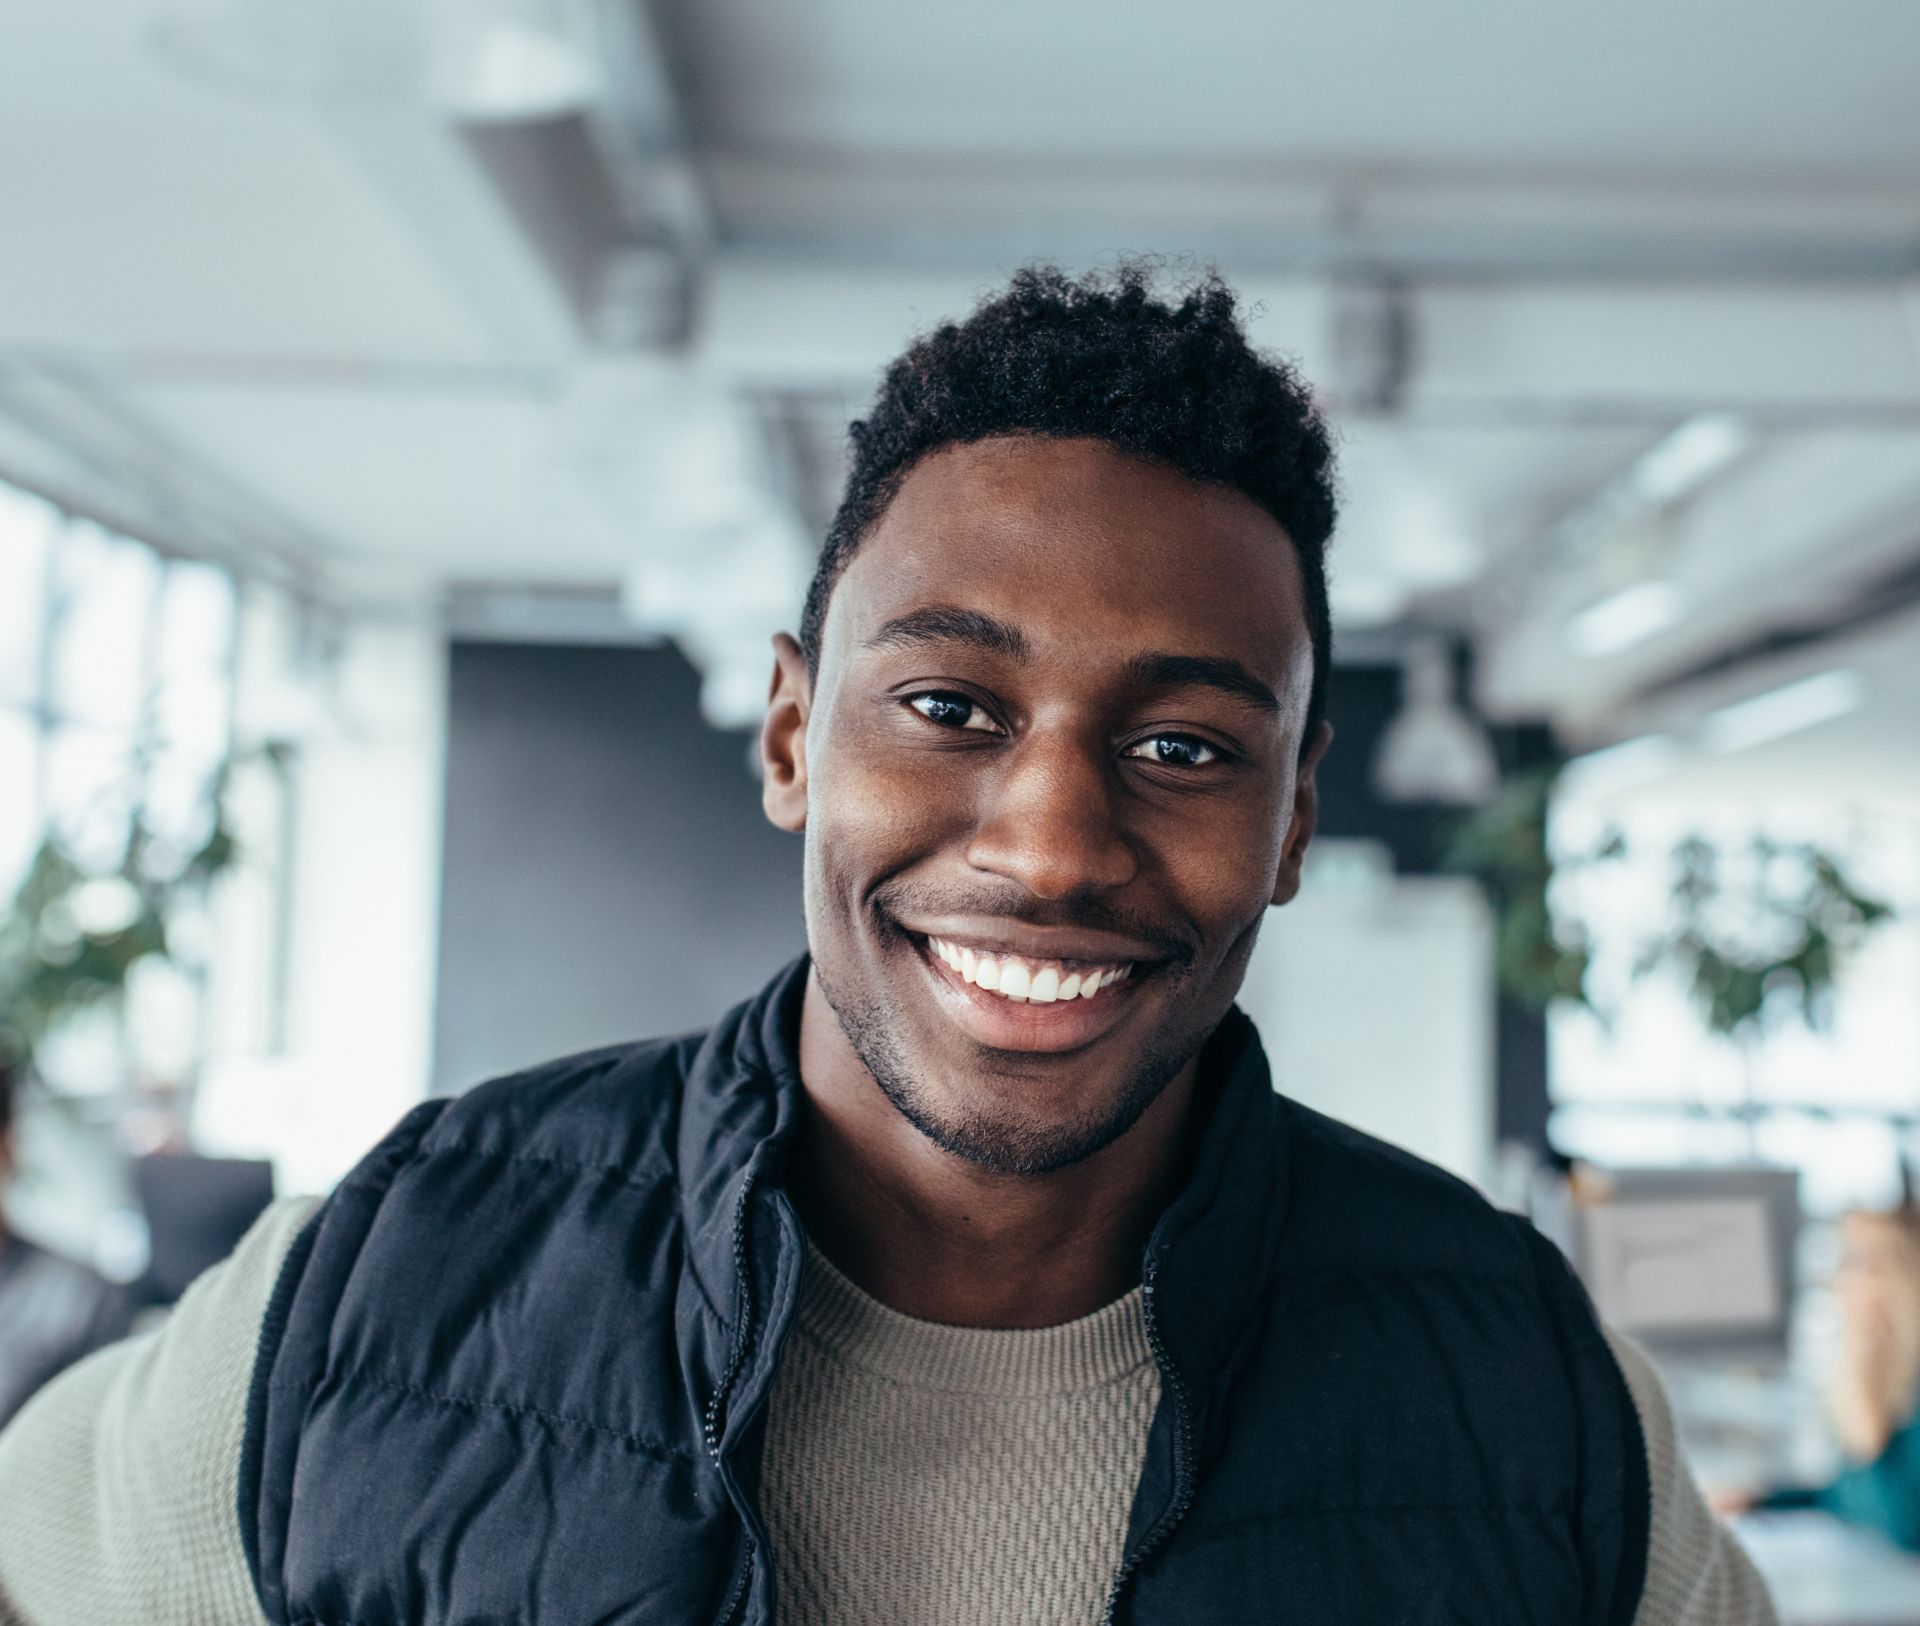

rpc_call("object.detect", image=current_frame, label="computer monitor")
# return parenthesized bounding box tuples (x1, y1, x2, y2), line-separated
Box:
(132, 1152, 276, 1306)
(1570, 1166, 1800, 1363)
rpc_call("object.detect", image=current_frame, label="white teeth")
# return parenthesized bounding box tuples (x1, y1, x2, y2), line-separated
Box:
(926, 938, 1133, 1007)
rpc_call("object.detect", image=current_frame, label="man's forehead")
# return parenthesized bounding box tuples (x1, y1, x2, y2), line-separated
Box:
(834, 437, 1310, 683)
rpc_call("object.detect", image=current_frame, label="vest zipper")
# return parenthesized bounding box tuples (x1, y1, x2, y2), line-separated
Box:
(711, 1547, 753, 1626)
(704, 1166, 762, 1626)
(702, 1166, 761, 1460)
(1100, 1253, 1197, 1626)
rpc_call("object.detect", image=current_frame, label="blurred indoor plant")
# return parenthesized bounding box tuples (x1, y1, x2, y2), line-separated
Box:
(0, 756, 250, 1084)
(1445, 763, 1896, 1042)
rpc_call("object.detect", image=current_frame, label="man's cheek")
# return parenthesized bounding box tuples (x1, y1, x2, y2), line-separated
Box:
(827, 750, 962, 859)
(808, 771, 924, 917)
(1161, 811, 1284, 922)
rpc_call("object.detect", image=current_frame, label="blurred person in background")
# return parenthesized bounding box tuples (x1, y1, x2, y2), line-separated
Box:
(0, 266, 1774, 1625)
(1718, 1202, 1920, 1549)
(0, 1059, 133, 1431)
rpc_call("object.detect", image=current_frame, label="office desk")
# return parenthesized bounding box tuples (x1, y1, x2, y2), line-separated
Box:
(1733, 1511, 1920, 1625)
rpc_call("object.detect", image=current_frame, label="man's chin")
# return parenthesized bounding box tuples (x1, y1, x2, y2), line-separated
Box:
(867, 1016, 1188, 1178)
(813, 938, 1195, 1175)
(874, 1080, 1143, 1178)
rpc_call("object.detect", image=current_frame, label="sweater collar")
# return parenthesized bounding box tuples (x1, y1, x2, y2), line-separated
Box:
(681, 957, 1291, 1396)
(793, 1237, 1154, 1397)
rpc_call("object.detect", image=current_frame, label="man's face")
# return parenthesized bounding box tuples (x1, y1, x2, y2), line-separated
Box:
(765, 436, 1326, 1175)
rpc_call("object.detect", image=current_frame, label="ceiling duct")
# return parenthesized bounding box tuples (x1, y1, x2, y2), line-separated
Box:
(590, 243, 695, 350)
(1326, 278, 1413, 417)
(149, 0, 601, 121)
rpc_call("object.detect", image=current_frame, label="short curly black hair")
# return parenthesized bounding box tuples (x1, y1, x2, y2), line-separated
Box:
(798, 261, 1339, 752)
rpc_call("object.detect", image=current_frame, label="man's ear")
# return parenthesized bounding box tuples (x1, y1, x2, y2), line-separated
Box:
(760, 633, 811, 833)
(1271, 721, 1333, 906)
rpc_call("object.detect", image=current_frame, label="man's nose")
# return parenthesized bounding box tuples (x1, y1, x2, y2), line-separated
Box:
(963, 731, 1139, 899)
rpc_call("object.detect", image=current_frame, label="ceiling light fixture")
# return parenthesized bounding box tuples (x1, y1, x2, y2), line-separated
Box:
(1628, 413, 1752, 508)
(426, 0, 600, 123)
(1567, 580, 1686, 659)
(1328, 574, 1411, 630)
(1557, 734, 1681, 801)
(1372, 638, 1500, 805)
(1699, 669, 1865, 756)
(149, 0, 600, 122)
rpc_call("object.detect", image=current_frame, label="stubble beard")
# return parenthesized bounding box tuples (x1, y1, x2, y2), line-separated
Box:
(810, 949, 1197, 1177)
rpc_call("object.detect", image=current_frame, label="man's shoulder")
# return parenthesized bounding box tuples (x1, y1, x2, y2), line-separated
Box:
(1271, 1092, 1539, 1278)
(421, 1028, 713, 1176)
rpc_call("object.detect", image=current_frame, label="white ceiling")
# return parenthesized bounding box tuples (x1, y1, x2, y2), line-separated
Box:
(0, 0, 1917, 797)
(659, 0, 1920, 174)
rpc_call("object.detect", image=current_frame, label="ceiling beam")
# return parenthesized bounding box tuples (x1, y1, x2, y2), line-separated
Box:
(582, 0, 712, 254)
(694, 257, 1920, 424)
(325, 110, 585, 366)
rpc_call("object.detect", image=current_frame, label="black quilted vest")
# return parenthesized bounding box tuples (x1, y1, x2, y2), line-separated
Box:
(241, 958, 1649, 1624)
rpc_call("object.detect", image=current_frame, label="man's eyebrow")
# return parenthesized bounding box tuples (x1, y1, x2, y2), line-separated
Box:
(1124, 651, 1281, 715)
(864, 605, 1030, 660)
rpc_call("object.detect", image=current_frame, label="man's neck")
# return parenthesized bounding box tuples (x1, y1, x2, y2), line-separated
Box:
(787, 971, 1199, 1329)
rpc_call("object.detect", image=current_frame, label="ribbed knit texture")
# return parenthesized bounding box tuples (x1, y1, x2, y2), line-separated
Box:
(759, 1241, 1161, 1626)
(0, 1195, 318, 1626)
(0, 1203, 1777, 1625)
(1606, 1329, 1781, 1624)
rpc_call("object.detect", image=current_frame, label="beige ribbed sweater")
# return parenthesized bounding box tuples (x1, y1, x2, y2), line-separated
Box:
(764, 1241, 1161, 1624)
(0, 1198, 1777, 1625)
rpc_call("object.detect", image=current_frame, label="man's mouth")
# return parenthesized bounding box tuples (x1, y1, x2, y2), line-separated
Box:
(901, 926, 1157, 1054)
(923, 934, 1135, 1004)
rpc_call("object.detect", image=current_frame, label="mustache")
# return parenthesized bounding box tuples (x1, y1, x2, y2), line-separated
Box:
(871, 880, 1198, 967)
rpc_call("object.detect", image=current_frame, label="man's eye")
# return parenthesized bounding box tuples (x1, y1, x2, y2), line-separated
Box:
(907, 692, 997, 732)
(1124, 735, 1219, 769)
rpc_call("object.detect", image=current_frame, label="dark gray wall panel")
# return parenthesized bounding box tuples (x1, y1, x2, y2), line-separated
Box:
(432, 642, 804, 1095)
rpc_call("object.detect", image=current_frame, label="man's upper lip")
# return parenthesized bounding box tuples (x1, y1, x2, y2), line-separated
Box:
(897, 916, 1170, 966)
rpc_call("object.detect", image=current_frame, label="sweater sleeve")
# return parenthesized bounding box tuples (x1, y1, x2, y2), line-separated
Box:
(1607, 1327, 1779, 1626)
(0, 1195, 321, 1626)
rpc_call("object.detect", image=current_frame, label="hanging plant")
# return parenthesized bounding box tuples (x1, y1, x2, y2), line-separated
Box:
(1442, 764, 1598, 1013)
(1639, 835, 1894, 1037)
(1444, 765, 1897, 1040)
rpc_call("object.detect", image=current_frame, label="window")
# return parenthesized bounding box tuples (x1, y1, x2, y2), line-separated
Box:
(0, 482, 54, 708)
(1548, 799, 1920, 1215)
(0, 483, 239, 1096)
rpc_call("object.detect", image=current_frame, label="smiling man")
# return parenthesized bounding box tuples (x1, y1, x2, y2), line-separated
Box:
(0, 266, 1773, 1625)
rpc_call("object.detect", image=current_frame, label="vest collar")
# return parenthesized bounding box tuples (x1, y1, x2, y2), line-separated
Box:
(680, 957, 1292, 1396)
(1138, 1006, 1292, 1386)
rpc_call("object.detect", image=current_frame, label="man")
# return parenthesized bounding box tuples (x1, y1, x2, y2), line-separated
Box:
(0, 1060, 134, 1432)
(0, 265, 1773, 1624)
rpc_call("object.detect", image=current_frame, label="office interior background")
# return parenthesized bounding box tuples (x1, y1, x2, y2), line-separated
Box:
(4, 0, 1920, 1616)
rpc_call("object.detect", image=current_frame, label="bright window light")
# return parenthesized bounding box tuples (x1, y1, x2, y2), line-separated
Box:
(0, 484, 56, 705)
